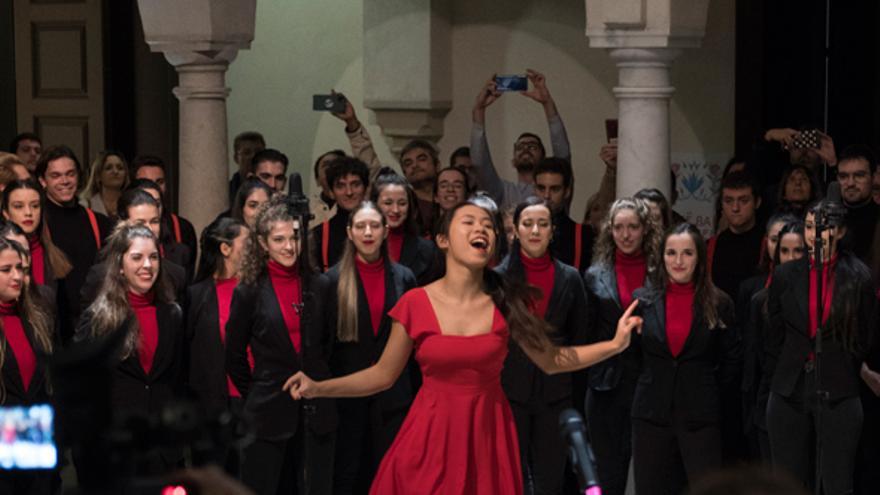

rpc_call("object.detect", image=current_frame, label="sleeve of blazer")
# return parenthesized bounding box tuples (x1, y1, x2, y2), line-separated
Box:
(168, 303, 186, 397)
(717, 296, 744, 388)
(225, 285, 256, 397)
(763, 265, 786, 390)
(856, 272, 878, 367)
(582, 270, 601, 345)
(565, 270, 589, 345)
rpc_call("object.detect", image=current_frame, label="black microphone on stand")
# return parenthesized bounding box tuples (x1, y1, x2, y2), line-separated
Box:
(821, 181, 847, 227)
(559, 409, 602, 495)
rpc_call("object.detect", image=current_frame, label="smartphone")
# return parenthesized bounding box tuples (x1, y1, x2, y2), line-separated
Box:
(494, 75, 528, 92)
(0, 404, 56, 470)
(312, 94, 347, 113)
(605, 119, 618, 142)
(791, 129, 819, 149)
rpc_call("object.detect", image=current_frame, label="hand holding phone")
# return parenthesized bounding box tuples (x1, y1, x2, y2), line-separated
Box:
(494, 75, 528, 92)
(791, 129, 820, 149)
(312, 93, 347, 113)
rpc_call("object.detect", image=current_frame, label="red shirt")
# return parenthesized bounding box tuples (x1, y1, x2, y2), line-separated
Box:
(665, 281, 695, 358)
(28, 235, 45, 286)
(215, 277, 245, 397)
(808, 255, 837, 339)
(388, 227, 405, 263)
(128, 291, 159, 374)
(614, 249, 647, 309)
(521, 251, 555, 319)
(356, 257, 386, 336)
(267, 260, 302, 353)
(0, 301, 35, 391)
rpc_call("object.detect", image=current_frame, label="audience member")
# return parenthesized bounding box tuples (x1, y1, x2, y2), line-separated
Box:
(80, 150, 129, 218)
(432, 166, 470, 233)
(229, 131, 266, 201)
(634, 188, 681, 231)
(9, 132, 42, 172)
(471, 69, 571, 210)
(775, 164, 821, 217)
(0, 152, 32, 181)
(312, 157, 369, 272)
(532, 157, 593, 270)
(448, 146, 476, 187)
(835, 145, 878, 266)
(250, 148, 288, 194)
(398, 140, 440, 234)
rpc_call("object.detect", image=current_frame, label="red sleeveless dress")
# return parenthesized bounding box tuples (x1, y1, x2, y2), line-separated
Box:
(369, 288, 523, 494)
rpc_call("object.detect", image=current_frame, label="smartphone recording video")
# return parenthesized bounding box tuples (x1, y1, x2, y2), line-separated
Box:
(0, 404, 56, 470)
(494, 75, 528, 92)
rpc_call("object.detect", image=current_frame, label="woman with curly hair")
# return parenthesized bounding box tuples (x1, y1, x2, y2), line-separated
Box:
(582, 197, 662, 495)
(225, 195, 336, 495)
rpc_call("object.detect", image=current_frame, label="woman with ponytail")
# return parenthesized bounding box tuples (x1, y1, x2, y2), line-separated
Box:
(494, 196, 588, 495)
(582, 197, 662, 495)
(326, 201, 417, 494)
(283, 197, 643, 494)
(185, 217, 249, 471)
(0, 238, 56, 494)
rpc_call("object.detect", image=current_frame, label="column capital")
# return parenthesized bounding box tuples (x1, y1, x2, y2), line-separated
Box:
(369, 107, 452, 155)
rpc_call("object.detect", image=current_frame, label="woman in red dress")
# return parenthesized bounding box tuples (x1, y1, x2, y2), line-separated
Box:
(285, 198, 642, 494)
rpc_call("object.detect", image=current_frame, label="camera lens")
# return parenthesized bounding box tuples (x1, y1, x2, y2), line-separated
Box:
(323, 98, 334, 109)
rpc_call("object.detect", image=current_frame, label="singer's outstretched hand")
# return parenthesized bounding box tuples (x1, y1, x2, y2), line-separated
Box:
(283, 371, 318, 400)
(613, 299, 643, 352)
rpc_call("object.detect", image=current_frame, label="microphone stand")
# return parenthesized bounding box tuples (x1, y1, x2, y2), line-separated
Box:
(812, 209, 830, 495)
(284, 176, 315, 492)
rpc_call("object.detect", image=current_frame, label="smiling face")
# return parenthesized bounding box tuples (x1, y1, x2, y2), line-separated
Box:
(332, 173, 366, 212)
(376, 185, 409, 229)
(348, 208, 387, 263)
(516, 204, 552, 259)
(400, 147, 438, 185)
(664, 232, 698, 285)
(121, 237, 159, 295)
(40, 157, 78, 204)
(611, 207, 645, 256)
(3, 188, 41, 235)
(437, 204, 496, 269)
(435, 168, 467, 211)
(0, 248, 24, 303)
(261, 220, 301, 268)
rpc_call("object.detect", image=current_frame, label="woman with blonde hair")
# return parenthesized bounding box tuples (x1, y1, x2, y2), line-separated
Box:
(325, 200, 417, 494)
(582, 197, 662, 495)
(80, 150, 129, 218)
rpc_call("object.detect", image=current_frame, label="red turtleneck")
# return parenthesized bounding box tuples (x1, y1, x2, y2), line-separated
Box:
(0, 301, 35, 391)
(268, 260, 302, 353)
(615, 249, 647, 309)
(808, 254, 837, 339)
(665, 281, 695, 357)
(128, 291, 159, 374)
(388, 227, 405, 263)
(215, 277, 246, 397)
(28, 235, 45, 286)
(356, 257, 386, 335)
(521, 251, 555, 319)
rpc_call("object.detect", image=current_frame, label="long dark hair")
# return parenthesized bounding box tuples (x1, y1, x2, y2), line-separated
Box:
(438, 198, 552, 351)
(776, 164, 822, 211)
(1, 179, 73, 279)
(370, 173, 422, 236)
(231, 178, 274, 224)
(651, 223, 727, 328)
(195, 217, 247, 283)
(758, 212, 800, 274)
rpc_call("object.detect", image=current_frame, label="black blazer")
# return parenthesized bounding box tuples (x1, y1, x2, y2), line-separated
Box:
(80, 259, 187, 312)
(163, 242, 193, 285)
(631, 287, 741, 427)
(744, 287, 770, 431)
(326, 260, 417, 412)
(185, 278, 230, 416)
(583, 263, 643, 391)
(765, 254, 876, 401)
(398, 235, 440, 286)
(75, 301, 185, 416)
(1, 319, 51, 406)
(225, 273, 337, 440)
(496, 256, 587, 404)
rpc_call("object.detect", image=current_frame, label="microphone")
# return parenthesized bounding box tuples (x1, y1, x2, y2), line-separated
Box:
(288, 171, 304, 199)
(820, 181, 847, 227)
(559, 409, 602, 495)
(285, 172, 311, 219)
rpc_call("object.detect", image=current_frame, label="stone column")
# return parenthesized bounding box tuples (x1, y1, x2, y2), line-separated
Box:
(585, 0, 710, 199)
(612, 48, 679, 198)
(363, 0, 452, 156)
(137, 0, 255, 234)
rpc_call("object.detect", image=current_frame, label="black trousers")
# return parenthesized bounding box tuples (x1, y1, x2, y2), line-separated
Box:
(333, 397, 406, 495)
(241, 428, 335, 495)
(632, 416, 722, 495)
(767, 384, 862, 495)
(510, 397, 570, 495)
(584, 375, 637, 495)
(856, 386, 880, 495)
(0, 471, 56, 495)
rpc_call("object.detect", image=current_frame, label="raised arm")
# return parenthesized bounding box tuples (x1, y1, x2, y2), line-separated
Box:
(522, 69, 570, 162)
(471, 76, 506, 200)
(518, 299, 642, 375)
(331, 91, 384, 182)
(284, 321, 414, 399)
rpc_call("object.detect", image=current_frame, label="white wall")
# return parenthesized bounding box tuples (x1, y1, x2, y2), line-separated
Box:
(227, 0, 735, 221)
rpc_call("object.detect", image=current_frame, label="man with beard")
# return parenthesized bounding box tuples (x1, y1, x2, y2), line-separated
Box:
(533, 157, 594, 271)
(471, 69, 571, 211)
(398, 140, 440, 234)
(835, 145, 879, 267)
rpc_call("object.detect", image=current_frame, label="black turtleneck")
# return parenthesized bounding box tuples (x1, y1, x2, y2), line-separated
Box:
(711, 222, 765, 299)
(550, 212, 594, 271)
(45, 199, 113, 343)
(843, 199, 878, 264)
